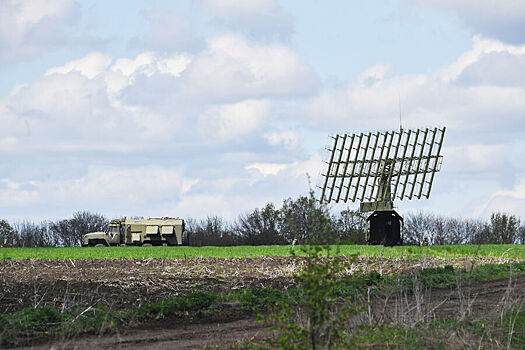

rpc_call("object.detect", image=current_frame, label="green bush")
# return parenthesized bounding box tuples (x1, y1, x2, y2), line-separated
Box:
(238, 288, 289, 306)
(136, 291, 217, 319)
(0, 306, 63, 333)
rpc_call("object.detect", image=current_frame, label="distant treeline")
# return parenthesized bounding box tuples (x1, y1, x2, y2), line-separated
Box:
(1, 192, 525, 247)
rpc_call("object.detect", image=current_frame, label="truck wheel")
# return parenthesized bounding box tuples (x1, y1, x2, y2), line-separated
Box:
(142, 243, 152, 247)
(94, 243, 105, 247)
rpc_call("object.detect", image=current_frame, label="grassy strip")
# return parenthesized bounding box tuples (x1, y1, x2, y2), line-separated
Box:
(1, 244, 524, 260)
(346, 310, 525, 349)
(232, 261, 525, 304)
(0, 291, 218, 346)
(230, 311, 525, 350)
(1, 261, 524, 346)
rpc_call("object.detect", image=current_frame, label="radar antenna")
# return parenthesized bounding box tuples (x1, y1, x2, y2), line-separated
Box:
(319, 126, 446, 245)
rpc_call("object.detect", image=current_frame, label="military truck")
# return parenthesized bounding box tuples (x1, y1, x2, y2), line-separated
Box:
(82, 217, 188, 247)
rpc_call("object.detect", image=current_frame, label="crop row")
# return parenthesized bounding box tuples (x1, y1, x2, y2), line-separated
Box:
(0, 244, 523, 260)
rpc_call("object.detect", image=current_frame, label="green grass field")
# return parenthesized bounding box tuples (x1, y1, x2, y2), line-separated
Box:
(1, 244, 523, 260)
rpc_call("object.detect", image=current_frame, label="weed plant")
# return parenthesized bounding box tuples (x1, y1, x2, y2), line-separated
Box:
(266, 244, 360, 350)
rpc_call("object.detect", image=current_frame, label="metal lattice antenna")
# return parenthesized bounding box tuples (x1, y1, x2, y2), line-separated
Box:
(319, 127, 446, 212)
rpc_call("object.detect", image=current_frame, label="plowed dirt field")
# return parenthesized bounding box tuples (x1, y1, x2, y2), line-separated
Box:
(1, 256, 522, 349)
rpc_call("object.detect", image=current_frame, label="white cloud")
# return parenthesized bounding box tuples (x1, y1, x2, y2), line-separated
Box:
(0, 0, 100, 62)
(246, 163, 289, 177)
(179, 34, 318, 102)
(197, 0, 293, 41)
(119, 34, 318, 107)
(0, 167, 198, 217)
(198, 99, 270, 142)
(293, 35, 525, 219)
(4, 14, 525, 223)
(1, 50, 200, 150)
(45, 52, 112, 79)
(444, 144, 509, 173)
(130, 6, 203, 53)
(111, 52, 191, 78)
(264, 130, 300, 149)
(413, 0, 525, 43)
(4, 36, 303, 153)
(246, 153, 323, 184)
(300, 36, 525, 135)
(438, 36, 525, 82)
(0, 137, 18, 152)
(480, 177, 525, 217)
(1, 0, 75, 36)
(457, 52, 525, 87)
(6, 72, 112, 127)
(357, 63, 392, 84)
(0, 34, 319, 220)
(416, 0, 525, 20)
(300, 73, 429, 131)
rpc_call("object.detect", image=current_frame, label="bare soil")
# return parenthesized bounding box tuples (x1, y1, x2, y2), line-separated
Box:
(1, 256, 522, 349)
(0, 256, 512, 313)
(15, 274, 525, 350)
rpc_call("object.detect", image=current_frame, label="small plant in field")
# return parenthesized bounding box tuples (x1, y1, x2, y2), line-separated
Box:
(267, 243, 359, 349)
(264, 189, 361, 350)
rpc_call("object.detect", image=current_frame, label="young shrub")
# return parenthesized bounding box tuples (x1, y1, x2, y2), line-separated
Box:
(266, 193, 360, 349)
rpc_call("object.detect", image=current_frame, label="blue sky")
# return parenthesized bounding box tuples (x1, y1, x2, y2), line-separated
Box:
(1, 0, 525, 222)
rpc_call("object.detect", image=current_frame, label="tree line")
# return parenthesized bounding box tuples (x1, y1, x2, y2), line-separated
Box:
(0, 212, 108, 248)
(1, 193, 524, 247)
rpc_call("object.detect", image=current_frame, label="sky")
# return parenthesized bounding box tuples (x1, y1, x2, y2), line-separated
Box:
(1, 0, 525, 222)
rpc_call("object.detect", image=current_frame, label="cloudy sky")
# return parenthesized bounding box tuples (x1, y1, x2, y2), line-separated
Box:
(1, 0, 525, 222)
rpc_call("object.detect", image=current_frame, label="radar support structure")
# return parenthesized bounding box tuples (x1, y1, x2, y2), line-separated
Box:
(319, 127, 446, 246)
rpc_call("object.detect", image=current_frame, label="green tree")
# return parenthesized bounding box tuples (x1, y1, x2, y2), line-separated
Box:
(279, 190, 333, 244)
(488, 212, 520, 244)
(0, 220, 16, 247)
(332, 209, 367, 244)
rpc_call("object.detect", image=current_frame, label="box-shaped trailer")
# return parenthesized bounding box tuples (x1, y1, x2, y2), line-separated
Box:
(82, 217, 187, 247)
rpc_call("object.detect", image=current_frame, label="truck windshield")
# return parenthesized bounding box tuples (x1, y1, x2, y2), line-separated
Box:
(108, 226, 118, 233)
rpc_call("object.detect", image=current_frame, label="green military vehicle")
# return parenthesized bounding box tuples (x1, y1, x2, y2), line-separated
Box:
(82, 217, 188, 247)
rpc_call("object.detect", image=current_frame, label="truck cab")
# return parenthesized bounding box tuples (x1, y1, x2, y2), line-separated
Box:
(82, 219, 123, 247)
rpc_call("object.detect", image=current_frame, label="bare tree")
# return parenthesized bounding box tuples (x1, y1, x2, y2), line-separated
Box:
(12, 221, 52, 247)
(187, 216, 238, 246)
(235, 203, 284, 245)
(403, 212, 434, 245)
(49, 219, 75, 247)
(50, 211, 108, 247)
(70, 211, 108, 246)
(445, 217, 467, 245)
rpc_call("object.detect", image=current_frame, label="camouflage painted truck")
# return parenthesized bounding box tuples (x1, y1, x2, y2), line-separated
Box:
(82, 217, 188, 247)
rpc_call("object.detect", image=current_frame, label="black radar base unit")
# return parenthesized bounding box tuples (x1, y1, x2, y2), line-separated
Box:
(367, 210, 403, 246)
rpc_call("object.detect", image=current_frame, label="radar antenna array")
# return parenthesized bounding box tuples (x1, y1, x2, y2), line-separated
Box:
(319, 127, 446, 213)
